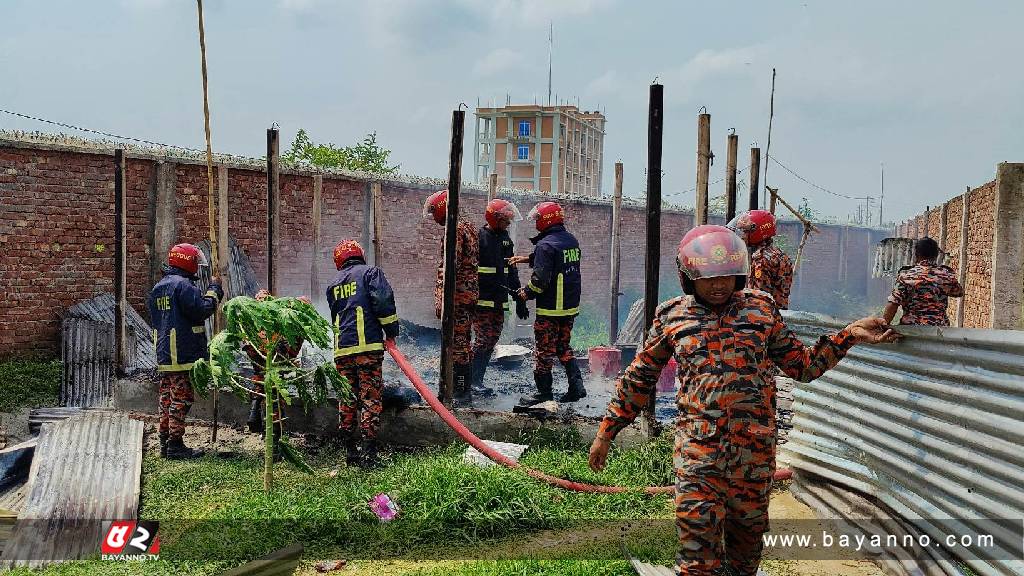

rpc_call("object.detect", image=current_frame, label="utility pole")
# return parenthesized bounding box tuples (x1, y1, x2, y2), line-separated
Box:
(764, 68, 777, 213)
(879, 163, 885, 227)
(643, 83, 663, 437)
(440, 109, 465, 406)
(609, 162, 623, 345)
(748, 148, 761, 210)
(725, 130, 738, 221)
(695, 110, 711, 225)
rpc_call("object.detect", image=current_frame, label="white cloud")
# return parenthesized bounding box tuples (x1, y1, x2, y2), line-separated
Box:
(473, 48, 526, 76)
(458, 0, 614, 26)
(584, 69, 619, 97)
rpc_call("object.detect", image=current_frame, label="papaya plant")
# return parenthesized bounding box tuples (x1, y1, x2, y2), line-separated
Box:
(191, 295, 350, 491)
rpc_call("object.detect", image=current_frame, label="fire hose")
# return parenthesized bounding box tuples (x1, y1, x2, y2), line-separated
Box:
(385, 340, 791, 495)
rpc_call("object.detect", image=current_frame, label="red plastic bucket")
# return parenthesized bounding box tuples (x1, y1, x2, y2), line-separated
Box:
(588, 346, 622, 378)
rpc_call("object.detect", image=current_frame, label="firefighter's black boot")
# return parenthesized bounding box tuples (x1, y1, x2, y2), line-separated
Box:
(559, 358, 587, 403)
(359, 439, 381, 469)
(246, 399, 262, 434)
(159, 432, 168, 458)
(470, 349, 496, 397)
(345, 434, 360, 466)
(165, 437, 205, 460)
(452, 363, 473, 407)
(518, 371, 554, 406)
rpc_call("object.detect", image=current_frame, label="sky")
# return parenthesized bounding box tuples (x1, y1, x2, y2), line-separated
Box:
(3, 0, 1022, 223)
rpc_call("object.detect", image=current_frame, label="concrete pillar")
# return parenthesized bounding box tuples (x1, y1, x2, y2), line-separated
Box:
(149, 161, 177, 290)
(991, 163, 1024, 329)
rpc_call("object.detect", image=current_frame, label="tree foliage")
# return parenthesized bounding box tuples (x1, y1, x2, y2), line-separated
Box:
(191, 295, 350, 489)
(282, 128, 400, 174)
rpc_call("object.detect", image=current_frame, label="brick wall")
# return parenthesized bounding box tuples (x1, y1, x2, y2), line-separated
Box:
(896, 180, 998, 328)
(1, 139, 888, 358)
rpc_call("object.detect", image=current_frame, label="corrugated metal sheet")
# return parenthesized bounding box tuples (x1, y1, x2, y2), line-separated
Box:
(61, 293, 156, 407)
(779, 311, 1024, 576)
(791, 474, 966, 576)
(195, 236, 261, 301)
(28, 408, 84, 435)
(0, 412, 143, 569)
(872, 237, 947, 278)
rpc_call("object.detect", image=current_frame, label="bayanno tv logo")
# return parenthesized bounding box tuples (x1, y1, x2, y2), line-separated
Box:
(100, 521, 160, 561)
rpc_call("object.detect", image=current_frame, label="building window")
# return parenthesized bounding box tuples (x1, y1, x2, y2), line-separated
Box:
(518, 121, 531, 137)
(517, 144, 529, 160)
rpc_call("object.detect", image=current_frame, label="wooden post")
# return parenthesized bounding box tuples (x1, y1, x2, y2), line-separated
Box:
(488, 172, 498, 202)
(643, 84, 663, 436)
(956, 187, 970, 327)
(371, 182, 383, 268)
(113, 149, 127, 376)
(609, 162, 623, 345)
(267, 128, 280, 294)
(311, 174, 322, 300)
(217, 165, 230, 296)
(440, 110, 465, 406)
(748, 148, 761, 210)
(725, 132, 738, 221)
(695, 112, 710, 225)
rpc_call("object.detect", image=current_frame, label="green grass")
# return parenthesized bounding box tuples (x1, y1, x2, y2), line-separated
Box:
(15, 432, 677, 575)
(0, 359, 61, 412)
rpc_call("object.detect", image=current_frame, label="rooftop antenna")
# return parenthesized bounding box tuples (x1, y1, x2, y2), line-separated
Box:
(547, 21, 553, 106)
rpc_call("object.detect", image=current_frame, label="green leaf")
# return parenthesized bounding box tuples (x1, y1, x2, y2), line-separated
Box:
(278, 437, 315, 474)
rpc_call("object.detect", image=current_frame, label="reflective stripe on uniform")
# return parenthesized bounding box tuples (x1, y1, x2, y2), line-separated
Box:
(335, 305, 385, 358)
(157, 327, 195, 371)
(477, 300, 496, 307)
(378, 313, 399, 325)
(536, 274, 577, 316)
(192, 325, 205, 334)
(204, 290, 220, 304)
(527, 281, 543, 293)
(478, 266, 497, 274)
(536, 306, 579, 317)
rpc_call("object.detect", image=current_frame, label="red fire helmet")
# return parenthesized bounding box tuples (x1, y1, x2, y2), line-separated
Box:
(167, 243, 207, 276)
(423, 190, 448, 225)
(727, 209, 777, 245)
(485, 198, 523, 229)
(333, 239, 365, 269)
(676, 225, 750, 281)
(527, 201, 564, 232)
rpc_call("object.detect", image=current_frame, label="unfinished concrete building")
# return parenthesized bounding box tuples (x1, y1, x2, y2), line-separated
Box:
(473, 104, 606, 197)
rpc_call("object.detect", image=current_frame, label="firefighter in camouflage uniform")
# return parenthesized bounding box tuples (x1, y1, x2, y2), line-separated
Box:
(728, 209, 794, 309)
(471, 198, 528, 396)
(883, 237, 963, 326)
(424, 189, 479, 405)
(328, 239, 399, 468)
(589, 225, 899, 576)
(147, 243, 223, 459)
(512, 201, 587, 405)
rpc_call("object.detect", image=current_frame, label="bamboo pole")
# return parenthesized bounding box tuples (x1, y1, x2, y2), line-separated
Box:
(196, 0, 221, 442)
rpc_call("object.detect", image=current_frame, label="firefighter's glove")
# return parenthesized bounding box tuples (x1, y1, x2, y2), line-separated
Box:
(515, 299, 529, 320)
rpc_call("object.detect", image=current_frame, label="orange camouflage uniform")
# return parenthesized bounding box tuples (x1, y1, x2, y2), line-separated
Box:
(435, 219, 479, 364)
(598, 290, 857, 576)
(888, 260, 963, 326)
(748, 241, 794, 309)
